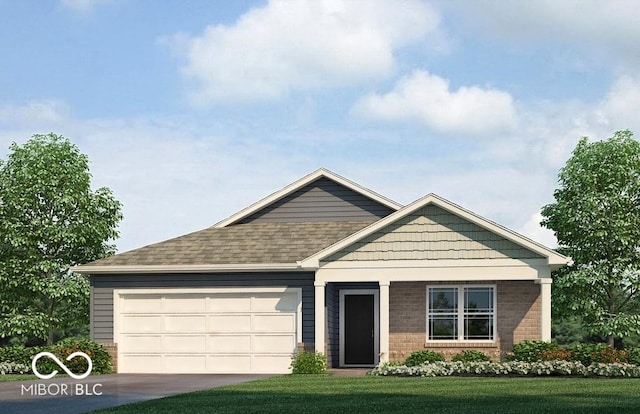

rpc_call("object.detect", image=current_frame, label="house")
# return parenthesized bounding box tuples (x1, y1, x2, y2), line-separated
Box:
(74, 168, 568, 374)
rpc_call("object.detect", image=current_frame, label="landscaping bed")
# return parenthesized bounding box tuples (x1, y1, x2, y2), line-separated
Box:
(370, 360, 640, 377)
(371, 341, 640, 378)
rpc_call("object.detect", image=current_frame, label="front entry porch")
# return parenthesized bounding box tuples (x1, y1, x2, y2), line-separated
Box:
(315, 278, 551, 367)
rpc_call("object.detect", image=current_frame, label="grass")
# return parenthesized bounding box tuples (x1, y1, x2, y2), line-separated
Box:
(94, 375, 640, 414)
(0, 374, 38, 382)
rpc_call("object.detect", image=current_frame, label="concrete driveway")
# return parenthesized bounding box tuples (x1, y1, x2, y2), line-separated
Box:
(0, 373, 273, 414)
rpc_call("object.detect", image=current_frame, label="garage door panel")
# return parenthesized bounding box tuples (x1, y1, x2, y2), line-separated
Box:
(252, 355, 292, 373)
(121, 315, 163, 333)
(165, 355, 207, 373)
(207, 334, 251, 353)
(208, 315, 251, 332)
(117, 289, 300, 374)
(252, 294, 298, 312)
(253, 314, 295, 332)
(207, 355, 252, 373)
(119, 335, 162, 353)
(164, 294, 207, 313)
(119, 354, 162, 373)
(120, 295, 162, 313)
(252, 334, 296, 353)
(209, 295, 251, 312)
(164, 335, 206, 353)
(164, 315, 206, 333)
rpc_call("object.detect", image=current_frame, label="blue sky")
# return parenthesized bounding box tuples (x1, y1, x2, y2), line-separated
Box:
(1, 0, 639, 252)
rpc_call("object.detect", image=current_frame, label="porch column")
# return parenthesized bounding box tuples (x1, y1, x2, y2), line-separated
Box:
(536, 278, 552, 341)
(379, 281, 390, 363)
(314, 281, 325, 354)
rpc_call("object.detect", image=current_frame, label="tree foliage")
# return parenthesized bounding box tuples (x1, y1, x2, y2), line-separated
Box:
(541, 130, 640, 345)
(0, 133, 122, 344)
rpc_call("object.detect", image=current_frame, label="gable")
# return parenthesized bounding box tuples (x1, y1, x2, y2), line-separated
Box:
(236, 177, 396, 224)
(324, 205, 545, 262)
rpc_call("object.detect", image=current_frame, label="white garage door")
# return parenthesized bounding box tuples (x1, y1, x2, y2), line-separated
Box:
(114, 288, 301, 374)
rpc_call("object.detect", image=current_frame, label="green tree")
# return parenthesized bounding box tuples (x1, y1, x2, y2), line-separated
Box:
(0, 133, 122, 344)
(541, 130, 640, 346)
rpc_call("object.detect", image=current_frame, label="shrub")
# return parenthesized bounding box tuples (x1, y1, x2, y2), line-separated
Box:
(290, 351, 326, 374)
(0, 338, 112, 375)
(370, 361, 640, 378)
(540, 348, 573, 361)
(590, 347, 628, 364)
(511, 341, 558, 362)
(627, 348, 640, 366)
(0, 361, 30, 374)
(566, 343, 625, 366)
(451, 350, 490, 362)
(0, 345, 43, 367)
(53, 338, 113, 374)
(404, 350, 445, 366)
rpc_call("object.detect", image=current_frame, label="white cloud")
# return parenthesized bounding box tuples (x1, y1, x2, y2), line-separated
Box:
(443, 0, 640, 70)
(351, 70, 518, 135)
(519, 211, 558, 248)
(0, 100, 69, 127)
(164, 0, 440, 105)
(597, 75, 640, 133)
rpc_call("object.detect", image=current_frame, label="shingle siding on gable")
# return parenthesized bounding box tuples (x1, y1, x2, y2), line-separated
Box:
(237, 177, 395, 223)
(326, 205, 544, 262)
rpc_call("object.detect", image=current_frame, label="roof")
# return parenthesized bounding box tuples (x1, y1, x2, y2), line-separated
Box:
(213, 168, 402, 227)
(74, 221, 373, 274)
(300, 193, 569, 270)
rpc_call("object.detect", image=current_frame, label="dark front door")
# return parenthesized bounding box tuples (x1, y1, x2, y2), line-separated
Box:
(344, 294, 375, 365)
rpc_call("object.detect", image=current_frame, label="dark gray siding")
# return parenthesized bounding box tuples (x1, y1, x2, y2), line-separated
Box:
(326, 282, 380, 368)
(238, 177, 395, 223)
(90, 272, 315, 345)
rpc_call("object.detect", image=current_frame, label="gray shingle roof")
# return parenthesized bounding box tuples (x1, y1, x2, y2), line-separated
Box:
(84, 221, 373, 267)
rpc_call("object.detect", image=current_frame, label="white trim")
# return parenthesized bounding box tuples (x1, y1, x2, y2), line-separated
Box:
(74, 263, 302, 274)
(339, 289, 380, 367)
(379, 281, 390, 363)
(425, 284, 497, 343)
(536, 278, 553, 341)
(315, 264, 546, 283)
(300, 194, 569, 269)
(318, 258, 551, 270)
(213, 168, 402, 228)
(314, 282, 325, 354)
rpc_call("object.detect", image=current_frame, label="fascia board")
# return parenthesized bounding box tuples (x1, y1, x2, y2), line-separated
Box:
(72, 263, 303, 274)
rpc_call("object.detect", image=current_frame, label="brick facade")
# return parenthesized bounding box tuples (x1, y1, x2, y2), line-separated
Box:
(101, 342, 118, 373)
(388, 281, 541, 362)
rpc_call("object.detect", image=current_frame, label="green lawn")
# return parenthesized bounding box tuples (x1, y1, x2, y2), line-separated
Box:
(94, 375, 640, 414)
(0, 374, 38, 382)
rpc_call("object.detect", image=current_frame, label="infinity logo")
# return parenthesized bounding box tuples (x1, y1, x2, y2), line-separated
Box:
(32, 352, 93, 380)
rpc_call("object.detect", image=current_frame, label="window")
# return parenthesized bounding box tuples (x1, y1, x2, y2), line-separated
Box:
(427, 285, 495, 341)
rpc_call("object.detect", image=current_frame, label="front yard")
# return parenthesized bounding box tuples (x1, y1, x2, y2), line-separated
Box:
(95, 375, 640, 414)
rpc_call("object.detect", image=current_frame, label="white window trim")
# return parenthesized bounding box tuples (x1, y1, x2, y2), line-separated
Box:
(425, 284, 497, 343)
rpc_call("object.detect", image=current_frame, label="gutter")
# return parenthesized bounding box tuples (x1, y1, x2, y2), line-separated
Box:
(72, 262, 317, 275)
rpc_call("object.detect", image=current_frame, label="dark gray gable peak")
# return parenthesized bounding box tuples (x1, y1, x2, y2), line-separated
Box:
(214, 168, 402, 228)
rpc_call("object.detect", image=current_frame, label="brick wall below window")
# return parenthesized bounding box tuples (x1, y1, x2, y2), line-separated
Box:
(388, 280, 541, 362)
